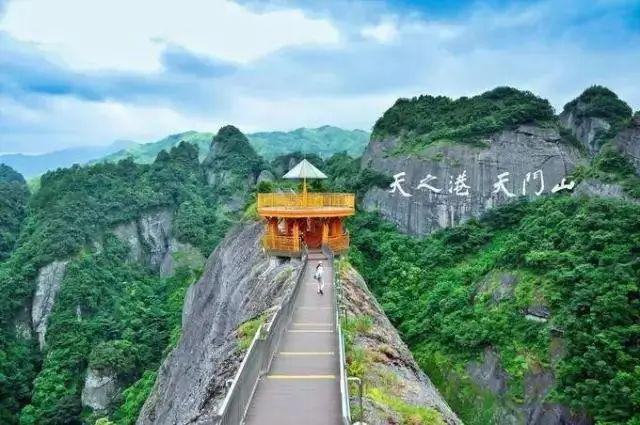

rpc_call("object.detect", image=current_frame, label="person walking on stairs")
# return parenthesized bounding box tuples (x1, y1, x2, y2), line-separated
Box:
(315, 262, 325, 295)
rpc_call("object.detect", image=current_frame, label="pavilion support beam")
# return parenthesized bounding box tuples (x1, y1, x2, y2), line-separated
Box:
(321, 219, 329, 247)
(293, 220, 300, 253)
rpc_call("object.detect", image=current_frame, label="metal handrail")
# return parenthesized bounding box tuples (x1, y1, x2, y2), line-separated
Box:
(323, 244, 352, 425)
(217, 251, 308, 425)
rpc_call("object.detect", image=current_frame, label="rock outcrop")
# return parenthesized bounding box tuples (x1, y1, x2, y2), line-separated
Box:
(613, 115, 640, 174)
(341, 263, 461, 425)
(559, 109, 610, 156)
(81, 368, 120, 412)
(467, 347, 591, 425)
(137, 222, 302, 425)
(203, 126, 264, 189)
(112, 209, 204, 277)
(573, 179, 627, 200)
(31, 260, 68, 349)
(362, 125, 585, 236)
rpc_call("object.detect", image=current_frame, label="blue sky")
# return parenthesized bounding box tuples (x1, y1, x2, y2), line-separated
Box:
(1, 0, 639, 154)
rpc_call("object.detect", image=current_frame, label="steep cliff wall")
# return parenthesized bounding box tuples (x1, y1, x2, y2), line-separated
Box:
(362, 125, 584, 236)
(613, 115, 640, 174)
(137, 222, 302, 424)
(340, 263, 461, 425)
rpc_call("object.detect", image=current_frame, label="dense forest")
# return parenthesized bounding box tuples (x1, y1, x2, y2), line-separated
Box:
(347, 196, 640, 425)
(1, 85, 639, 425)
(0, 165, 29, 262)
(372, 87, 557, 150)
(348, 86, 640, 424)
(0, 137, 246, 424)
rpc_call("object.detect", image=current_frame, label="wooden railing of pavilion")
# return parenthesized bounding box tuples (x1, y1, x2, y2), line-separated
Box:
(257, 193, 355, 210)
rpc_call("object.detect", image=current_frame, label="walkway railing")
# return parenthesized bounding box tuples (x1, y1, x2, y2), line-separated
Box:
(258, 192, 355, 209)
(217, 249, 308, 425)
(322, 245, 352, 425)
(327, 232, 350, 253)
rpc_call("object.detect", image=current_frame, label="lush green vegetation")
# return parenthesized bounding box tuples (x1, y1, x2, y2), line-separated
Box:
(249, 126, 369, 160)
(255, 151, 391, 203)
(347, 196, 640, 424)
(19, 243, 199, 425)
(99, 131, 214, 164)
(101, 126, 370, 165)
(562, 86, 634, 152)
(203, 125, 266, 194)
(0, 138, 252, 423)
(0, 165, 29, 262)
(236, 316, 265, 351)
(372, 87, 555, 151)
(570, 143, 640, 199)
(563, 86, 633, 128)
(342, 312, 444, 425)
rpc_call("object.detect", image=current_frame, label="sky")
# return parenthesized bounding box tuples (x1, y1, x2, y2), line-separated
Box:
(1, 0, 639, 154)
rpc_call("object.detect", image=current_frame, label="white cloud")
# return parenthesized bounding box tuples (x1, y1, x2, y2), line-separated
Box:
(0, 0, 340, 72)
(225, 92, 397, 133)
(0, 95, 218, 153)
(361, 20, 398, 43)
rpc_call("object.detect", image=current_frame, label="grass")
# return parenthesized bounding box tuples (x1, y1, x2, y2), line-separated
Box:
(342, 312, 446, 425)
(367, 387, 445, 425)
(237, 315, 265, 350)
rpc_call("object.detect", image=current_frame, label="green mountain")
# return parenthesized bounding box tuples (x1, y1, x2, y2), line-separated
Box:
(0, 165, 29, 262)
(346, 86, 640, 425)
(100, 131, 214, 164)
(1, 86, 639, 425)
(100, 126, 370, 164)
(0, 130, 259, 424)
(248, 125, 370, 160)
(373, 86, 557, 152)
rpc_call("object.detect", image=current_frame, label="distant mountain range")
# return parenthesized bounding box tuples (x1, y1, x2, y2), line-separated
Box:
(0, 140, 136, 178)
(1, 126, 370, 178)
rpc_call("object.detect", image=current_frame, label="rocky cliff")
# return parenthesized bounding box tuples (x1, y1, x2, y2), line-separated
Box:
(203, 125, 265, 211)
(613, 114, 640, 174)
(112, 209, 204, 277)
(340, 263, 461, 425)
(137, 222, 302, 424)
(30, 260, 69, 350)
(362, 125, 584, 236)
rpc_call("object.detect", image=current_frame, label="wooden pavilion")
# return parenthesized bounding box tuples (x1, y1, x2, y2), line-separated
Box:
(257, 159, 355, 257)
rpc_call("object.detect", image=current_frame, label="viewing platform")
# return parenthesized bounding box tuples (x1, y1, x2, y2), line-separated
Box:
(257, 193, 355, 217)
(257, 160, 355, 257)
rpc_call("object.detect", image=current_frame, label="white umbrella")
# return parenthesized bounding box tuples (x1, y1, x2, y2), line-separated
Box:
(283, 159, 327, 179)
(282, 159, 327, 197)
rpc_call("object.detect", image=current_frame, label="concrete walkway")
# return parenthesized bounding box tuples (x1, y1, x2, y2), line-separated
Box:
(244, 255, 342, 425)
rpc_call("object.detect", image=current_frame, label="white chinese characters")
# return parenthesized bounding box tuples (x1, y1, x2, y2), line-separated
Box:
(388, 169, 575, 198)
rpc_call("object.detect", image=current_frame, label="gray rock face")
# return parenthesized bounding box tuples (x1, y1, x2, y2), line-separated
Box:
(137, 222, 302, 425)
(476, 271, 519, 304)
(467, 347, 509, 395)
(341, 264, 461, 425)
(159, 238, 205, 277)
(573, 179, 630, 201)
(362, 125, 585, 236)
(524, 305, 551, 323)
(139, 210, 173, 270)
(81, 368, 119, 412)
(257, 169, 275, 184)
(31, 260, 68, 350)
(14, 304, 32, 340)
(468, 346, 591, 425)
(112, 210, 203, 276)
(613, 119, 640, 174)
(559, 109, 610, 156)
(113, 221, 143, 263)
